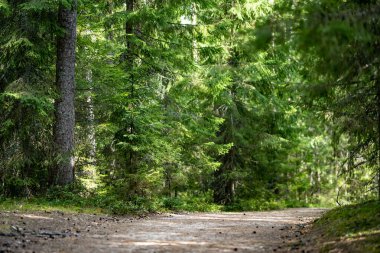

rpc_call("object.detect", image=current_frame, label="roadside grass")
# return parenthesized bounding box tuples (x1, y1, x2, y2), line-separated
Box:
(0, 195, 327, 215)
(0, 197, 105, 214)
(0, 196, 222, 215)
(0, 183, 338, 215)
(312, 200, 380, 253)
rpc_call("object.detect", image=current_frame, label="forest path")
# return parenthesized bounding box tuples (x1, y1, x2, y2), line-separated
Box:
(0, 208, 326, 253)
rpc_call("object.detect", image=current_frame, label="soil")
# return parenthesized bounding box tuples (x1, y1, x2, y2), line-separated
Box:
(0, 208, 327, 253)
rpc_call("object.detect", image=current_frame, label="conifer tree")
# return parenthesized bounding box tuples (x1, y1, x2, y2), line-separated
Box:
(51, 0, 77, 185)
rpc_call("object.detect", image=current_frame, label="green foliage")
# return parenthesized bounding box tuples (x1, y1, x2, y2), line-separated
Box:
(292, 0, 380, 200)
(159, 192, 222, 212)
(1, 0, 379, 214)
(0, 92, 53, 196)
(0, 0, 57, 196)
(0, 0, 10, 14)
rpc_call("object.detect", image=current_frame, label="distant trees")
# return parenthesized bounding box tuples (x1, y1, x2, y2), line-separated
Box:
(294, 0, 380, 200)
(0, 0, 378, 206)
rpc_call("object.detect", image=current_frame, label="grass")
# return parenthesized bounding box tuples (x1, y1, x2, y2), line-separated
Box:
(0, 184, 340, 215)
(0, 197, 105, 214)
(0, 195, 309, 215)
(312, 200, 380, 253)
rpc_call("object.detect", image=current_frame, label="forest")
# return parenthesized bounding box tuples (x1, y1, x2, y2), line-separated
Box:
(1, 0, 380, 218)
(1, 0, 380, 252)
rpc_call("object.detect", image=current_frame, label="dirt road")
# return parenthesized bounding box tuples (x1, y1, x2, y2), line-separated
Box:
(0, 208, 326, 253)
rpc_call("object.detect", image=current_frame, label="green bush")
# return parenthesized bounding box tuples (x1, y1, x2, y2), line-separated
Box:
(2, 177, 38, 197)
(162, 197, 183, 210)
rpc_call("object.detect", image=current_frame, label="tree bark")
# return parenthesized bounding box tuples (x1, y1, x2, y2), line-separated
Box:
(51, 0, 77, 185)
(86, 70, 96, 163)
(377, 79, 380, 200)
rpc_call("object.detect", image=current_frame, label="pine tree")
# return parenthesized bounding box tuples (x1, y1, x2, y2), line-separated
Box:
(51, 0, 77, 185)
(0, 0, 57, 195)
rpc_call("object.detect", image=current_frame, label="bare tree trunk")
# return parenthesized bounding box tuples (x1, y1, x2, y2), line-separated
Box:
(51, 0, 77, 185)
(105, 0, 115, 41)
(191, 3, 199, 63)
(377, 80, 380, 200)
(86, 70, 96, 163)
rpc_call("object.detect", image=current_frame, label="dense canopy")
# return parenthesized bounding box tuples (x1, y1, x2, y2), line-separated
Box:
(0, 0, 379, 211)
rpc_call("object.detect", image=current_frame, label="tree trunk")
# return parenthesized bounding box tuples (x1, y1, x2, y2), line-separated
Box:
(86, 70, 96, 163)
(212, 15, 238, 204)
(377, 79, 380, 200)
(51, 0, 77, 185)
(125, 0, 137, 174)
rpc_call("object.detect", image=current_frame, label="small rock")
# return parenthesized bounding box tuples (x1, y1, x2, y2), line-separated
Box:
(11, 225, 21, 233)
(0, 232, 16, 237)
(2, 242, 10, 247)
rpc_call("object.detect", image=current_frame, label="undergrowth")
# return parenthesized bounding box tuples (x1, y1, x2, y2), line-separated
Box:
(0, 183, 337, 214)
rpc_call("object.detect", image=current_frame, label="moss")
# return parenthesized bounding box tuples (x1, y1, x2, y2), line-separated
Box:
(314, 200, 380, 253)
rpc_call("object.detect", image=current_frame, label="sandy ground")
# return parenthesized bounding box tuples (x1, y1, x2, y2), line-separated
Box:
(0, 208, 327, 253)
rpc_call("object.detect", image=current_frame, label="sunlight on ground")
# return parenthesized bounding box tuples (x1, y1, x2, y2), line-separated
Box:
(117, 240, 209, 246)
(107, 239, 265, 251)
(16, 214, 53, 220)
(166, 214, 315, 223)
(343, 230, 380, 241)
